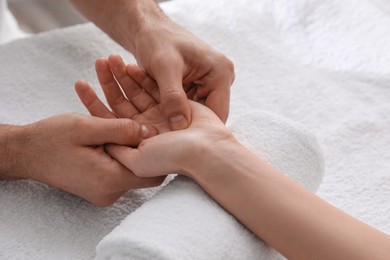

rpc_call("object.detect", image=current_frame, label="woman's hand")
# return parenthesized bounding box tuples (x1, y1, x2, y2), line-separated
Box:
(76, 55, 235, 178)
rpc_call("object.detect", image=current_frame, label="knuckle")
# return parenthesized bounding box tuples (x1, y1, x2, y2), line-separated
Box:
(121, 120, 142, 144)
(225, 57, 235, 73)
(162, 92, 188, 117)
(163, 90, 186, 106)
(166, 89, 184, 99)
(217, 54, 235, 83)
(67, 113, 90, 141)
(70, 113, 88, 128)
(150, 54, 169, 69)
(217, 53, 234, 69)
(113, 119, 126, 135)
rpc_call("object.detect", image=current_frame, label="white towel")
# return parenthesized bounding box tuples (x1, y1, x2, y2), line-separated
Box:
(1, 0, 390, 258)
(95, 111, 324, 260)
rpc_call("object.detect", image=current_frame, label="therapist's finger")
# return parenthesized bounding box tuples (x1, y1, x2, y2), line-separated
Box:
(154, 68, 191, 130)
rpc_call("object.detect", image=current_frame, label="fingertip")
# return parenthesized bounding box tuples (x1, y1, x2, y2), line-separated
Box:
(74, 80, 91, 99)
(108, 54, 124, 66)
(95, 57, 106, 63)
(161, 92, 192, 130)
(95, 57, 109, 71)
(169, 115, 188, 130)
(168, 112, 191, 130)
(141, 124, 159, 138)
(74, 79, 86, 90)
(108, 53, 118, 60)
(141, 124, 150, 138)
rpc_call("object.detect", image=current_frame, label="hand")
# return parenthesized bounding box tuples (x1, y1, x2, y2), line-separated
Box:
(7, 113, 164, 206)
(134, 18, 235, 130)
(75, 56, 235, 178)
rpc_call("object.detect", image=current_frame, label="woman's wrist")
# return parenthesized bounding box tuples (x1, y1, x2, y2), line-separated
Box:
(183, 134, 248, 181)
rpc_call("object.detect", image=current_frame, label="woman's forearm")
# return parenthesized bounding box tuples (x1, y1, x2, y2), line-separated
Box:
(188, 139, 390, 259)
(69, 0, 168, 53)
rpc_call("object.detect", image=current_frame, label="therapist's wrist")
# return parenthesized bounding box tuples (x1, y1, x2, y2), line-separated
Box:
(0, 124, 29, 180)
(123, 0, 169, 53)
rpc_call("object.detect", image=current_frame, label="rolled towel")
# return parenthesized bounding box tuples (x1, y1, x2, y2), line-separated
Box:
(95, 110, 325, 260)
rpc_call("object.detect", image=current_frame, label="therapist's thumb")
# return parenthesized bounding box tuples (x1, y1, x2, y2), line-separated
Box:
(84, 117, 149, 146)
(155, 73, 191, 131)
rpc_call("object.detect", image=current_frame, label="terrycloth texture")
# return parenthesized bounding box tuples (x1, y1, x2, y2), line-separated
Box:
(96, 111, 324, 260)
(0, 0, 390, 258)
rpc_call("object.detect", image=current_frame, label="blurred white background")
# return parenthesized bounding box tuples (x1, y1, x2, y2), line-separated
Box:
(8, 0, 167, 34)
(8, 0, 87, 33)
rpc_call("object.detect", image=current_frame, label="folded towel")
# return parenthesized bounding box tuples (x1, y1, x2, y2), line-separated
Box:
(96, 111, 324, 260)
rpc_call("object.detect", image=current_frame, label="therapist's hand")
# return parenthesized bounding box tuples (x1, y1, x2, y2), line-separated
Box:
(4, 114, 164, 206)
(70, 0, 235, 130)
(134, 20, 235, 130)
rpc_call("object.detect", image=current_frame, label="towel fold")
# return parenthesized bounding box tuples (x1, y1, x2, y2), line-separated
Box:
(96, 111, 324, 260)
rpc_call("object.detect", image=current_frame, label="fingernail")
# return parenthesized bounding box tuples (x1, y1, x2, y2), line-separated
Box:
(169, 115, 188, 130)
(141, 124, 150, 138)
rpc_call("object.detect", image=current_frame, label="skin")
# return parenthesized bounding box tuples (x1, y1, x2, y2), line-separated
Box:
(70, 0, 235, 129)
(77, 57, 390, 259)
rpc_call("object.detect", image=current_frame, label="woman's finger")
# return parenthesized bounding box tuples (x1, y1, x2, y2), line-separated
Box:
(126, 64, 161, 102)
(74, 80, 115, 119)
(108, 55, 157, 112)
(95, 57, 140, 118)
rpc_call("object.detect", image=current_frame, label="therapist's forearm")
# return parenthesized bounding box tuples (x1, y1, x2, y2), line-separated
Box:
(70, 0, 168, 53)
(187, 140, 390, 259)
